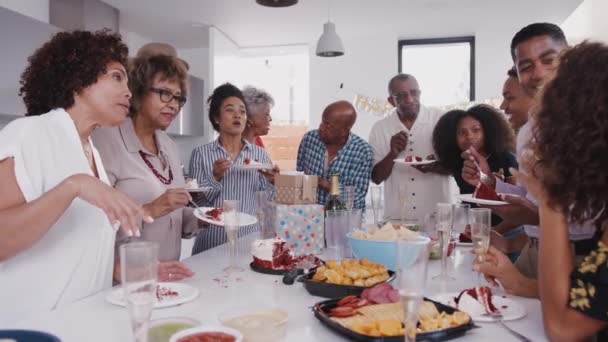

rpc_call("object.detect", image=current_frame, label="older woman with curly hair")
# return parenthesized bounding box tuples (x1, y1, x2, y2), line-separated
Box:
(508, 41, 608, 341)
(93, 43, 200, 282)
(0, 30, 150, 325)
(189, 83, 275, 253)
(242, 85, 274, 147)
(433, 104, 517, 195)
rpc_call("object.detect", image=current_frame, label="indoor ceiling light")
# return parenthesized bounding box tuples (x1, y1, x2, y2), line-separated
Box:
(316, 0, 344, 57)
(256, 0, 298, 7)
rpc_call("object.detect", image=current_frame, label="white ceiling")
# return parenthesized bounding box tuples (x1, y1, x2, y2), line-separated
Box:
(104, 0, 583, 49)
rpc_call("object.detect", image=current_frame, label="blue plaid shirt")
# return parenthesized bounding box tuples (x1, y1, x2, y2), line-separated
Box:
(296, 130, 373, 209)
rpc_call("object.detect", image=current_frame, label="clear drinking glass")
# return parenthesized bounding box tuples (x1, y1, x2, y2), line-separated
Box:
(342, 185, 355, 211)
(223, 199, 243, 273)
(451, 203, 470, 234)
(470, 208, 491, 281)
(396, 236, 431, 342)
(120, 241, 159, 342)
(325, 210, 352, 259)
(432, 203, 454, 281)
(370, 185, 383, 226)
(255, 191, 273, 239)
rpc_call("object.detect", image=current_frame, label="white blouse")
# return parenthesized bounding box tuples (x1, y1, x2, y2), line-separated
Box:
(0, 109, 115, 327)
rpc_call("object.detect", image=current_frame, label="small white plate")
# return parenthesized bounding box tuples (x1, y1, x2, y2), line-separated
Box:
(105, 282, 199, 309)
(431, 292, 527, 322)
(235, 163, 273, 170)
(456, 194, 508, 206)
(193, 207, 258, 226)
(393, 158, 436, 166)
(186, 187, 212, 193)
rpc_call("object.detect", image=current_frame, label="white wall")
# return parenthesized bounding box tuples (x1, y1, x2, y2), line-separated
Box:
(308, 10, 581, 142)
(562, 0, 608, 44)
(0, 0, 48, 23)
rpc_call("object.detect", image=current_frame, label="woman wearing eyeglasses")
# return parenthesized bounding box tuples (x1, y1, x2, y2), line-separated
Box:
(93, 45, 199, 282)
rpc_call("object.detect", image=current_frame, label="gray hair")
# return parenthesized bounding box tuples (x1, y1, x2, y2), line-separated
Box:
(387, 73, 415, 94)
(242, 85, 275, 116)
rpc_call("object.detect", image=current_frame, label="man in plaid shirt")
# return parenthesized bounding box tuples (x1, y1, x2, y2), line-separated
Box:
(296, 101, 373, 209)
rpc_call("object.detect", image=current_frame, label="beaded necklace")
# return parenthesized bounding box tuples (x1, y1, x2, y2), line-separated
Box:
(139, 150, 173, 184)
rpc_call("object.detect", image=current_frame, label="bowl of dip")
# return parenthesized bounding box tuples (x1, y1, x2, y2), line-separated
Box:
(169, 326, 243, 342)
(218, 306, 288, 342)
(148, 317, 200, 342)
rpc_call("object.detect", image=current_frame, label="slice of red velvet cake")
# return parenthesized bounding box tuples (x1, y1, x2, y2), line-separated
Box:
(454, 286, 498, 316)
(473, 182, 501, 201)
(251, 238, 294, 269)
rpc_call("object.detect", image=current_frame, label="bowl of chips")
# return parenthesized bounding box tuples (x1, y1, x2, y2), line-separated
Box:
(348, 223, 421, 270)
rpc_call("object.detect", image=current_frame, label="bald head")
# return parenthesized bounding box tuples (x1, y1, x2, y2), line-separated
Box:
(319, 100, 357, 145)
(323, 100, 357, 128)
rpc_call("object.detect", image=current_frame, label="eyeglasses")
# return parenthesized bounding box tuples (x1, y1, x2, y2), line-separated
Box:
(149, 87, 187, 108)
(391, 90, 421, 101)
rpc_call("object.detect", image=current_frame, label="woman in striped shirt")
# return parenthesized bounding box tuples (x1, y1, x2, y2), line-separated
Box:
(189, 83, 275, 254)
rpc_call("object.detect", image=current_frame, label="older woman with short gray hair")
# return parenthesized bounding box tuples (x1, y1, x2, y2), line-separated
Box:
(242, 86, 274, 147)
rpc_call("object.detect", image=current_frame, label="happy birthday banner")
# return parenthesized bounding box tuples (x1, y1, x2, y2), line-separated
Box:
(352, 93, 503, 118)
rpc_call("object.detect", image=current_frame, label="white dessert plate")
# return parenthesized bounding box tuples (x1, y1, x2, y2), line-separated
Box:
(393, 158, 436, 166)
(236, 163, 273, 170)
(431, 292, 526, 322)
(193, 207, 258, 226)
(186, 187, 212, 193)
(456, 194, 508, 206)
(105, 282, 199, 309)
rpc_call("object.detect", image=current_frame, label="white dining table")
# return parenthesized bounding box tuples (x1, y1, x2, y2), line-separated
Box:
(15, 234, 547, 342)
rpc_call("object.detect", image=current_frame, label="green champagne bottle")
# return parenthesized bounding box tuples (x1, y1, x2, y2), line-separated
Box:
(325, 173, 346, 211)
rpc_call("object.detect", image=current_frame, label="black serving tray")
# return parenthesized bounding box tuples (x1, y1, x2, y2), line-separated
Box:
(312, 297, 477, 341)
(299, 270, 397, 298)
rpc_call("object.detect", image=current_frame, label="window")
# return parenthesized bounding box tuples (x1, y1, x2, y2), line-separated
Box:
(398, 36, 475, 106)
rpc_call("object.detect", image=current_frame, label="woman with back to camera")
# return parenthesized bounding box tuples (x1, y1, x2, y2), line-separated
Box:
(93, 43, 203, 282)
(476, 42, 608, 341)
(0, 30, 149, 325)
(189, 83, 275, 253)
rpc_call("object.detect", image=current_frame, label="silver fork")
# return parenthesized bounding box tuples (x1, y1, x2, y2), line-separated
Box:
(489, 312, 532, 342)
(472, 158, 491, 185)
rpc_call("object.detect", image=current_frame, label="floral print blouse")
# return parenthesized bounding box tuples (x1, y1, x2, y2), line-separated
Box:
(569, 224, 608, 321)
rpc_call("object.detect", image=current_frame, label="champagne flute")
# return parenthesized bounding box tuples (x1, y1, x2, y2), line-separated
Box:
(396, 236, 431, 342)
(223, 199, 243, 273)
(370, 185, 382, 227)
(120, 241, 159, 342)
(432, 203, 454, 281)
(470, 208, 491, 283)
(342, 185, 355, 211)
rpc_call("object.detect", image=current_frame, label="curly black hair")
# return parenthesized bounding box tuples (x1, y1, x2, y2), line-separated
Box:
(208, 82, 245, 132)
(19, 29, 129, 116)
(532, 41, 608, 225)
(128, 54, 189, 116)
(433, 104, 515, 172)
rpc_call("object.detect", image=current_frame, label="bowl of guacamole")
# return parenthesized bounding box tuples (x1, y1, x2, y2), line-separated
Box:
(149, 317, 200, 342)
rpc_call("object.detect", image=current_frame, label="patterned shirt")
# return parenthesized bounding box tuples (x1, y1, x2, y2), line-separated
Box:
(189, 138, 275, 253)
(569, 224, 608, 322)
(296, 129, 373, 209)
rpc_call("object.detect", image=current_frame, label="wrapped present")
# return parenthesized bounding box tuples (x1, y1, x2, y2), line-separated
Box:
(274, 204, 324, 255)
(275, 172, 318, 205)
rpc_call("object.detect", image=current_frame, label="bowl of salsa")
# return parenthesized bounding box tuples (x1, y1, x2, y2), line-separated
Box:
(169, 326, 243, 342)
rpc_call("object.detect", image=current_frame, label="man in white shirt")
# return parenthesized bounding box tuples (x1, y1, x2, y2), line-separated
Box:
(369, 74, 451, 223)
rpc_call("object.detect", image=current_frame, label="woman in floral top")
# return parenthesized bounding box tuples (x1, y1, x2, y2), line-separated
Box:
(513, 42, 608, 340)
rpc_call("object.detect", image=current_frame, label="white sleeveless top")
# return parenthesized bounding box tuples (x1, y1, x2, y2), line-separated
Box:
(0, 109, 115, 327)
